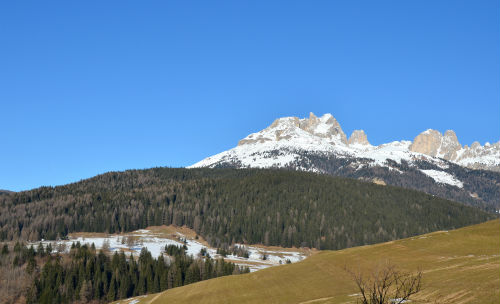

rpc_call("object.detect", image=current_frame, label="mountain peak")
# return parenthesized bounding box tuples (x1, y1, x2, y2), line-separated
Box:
(194, 113, 500, 173)
(439, 130, 462, 160)
(237, 113, 347, 146)
(348, 130, 370, 146)
(299, 113, 347, 143)
(409, 129, 442, 156)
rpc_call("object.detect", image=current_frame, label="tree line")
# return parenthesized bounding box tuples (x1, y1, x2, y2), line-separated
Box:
(0, 241, 249, 304)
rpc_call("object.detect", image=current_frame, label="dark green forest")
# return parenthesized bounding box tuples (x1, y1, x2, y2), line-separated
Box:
(0, 241, 248, 304)
(0, 168, 495, 250)
(275, 151, 500, 211)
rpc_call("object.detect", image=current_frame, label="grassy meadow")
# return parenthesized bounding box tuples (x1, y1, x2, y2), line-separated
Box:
(115, 220, 499, 304)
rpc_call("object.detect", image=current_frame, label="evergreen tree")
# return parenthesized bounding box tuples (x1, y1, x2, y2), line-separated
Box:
(107, 276, 117, 302)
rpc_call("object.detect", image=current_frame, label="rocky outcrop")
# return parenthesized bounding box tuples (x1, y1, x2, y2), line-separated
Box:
(348, 130, 370, 146)
(456, 141, 500, 172)
(409, 129, 500, 172)
(439, 130, 462, 160)
(238, 112, 348, 146)
(299, 113, 348, 144)
(409, 129, 443, 156)
(409, 129, 461, 160)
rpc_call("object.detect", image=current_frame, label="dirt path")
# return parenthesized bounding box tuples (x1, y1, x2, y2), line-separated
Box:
(145, 292, 163, 304)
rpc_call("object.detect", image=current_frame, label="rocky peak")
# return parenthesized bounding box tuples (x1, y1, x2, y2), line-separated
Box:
(238, 113, 348, 146)
(439, 130, 462, 160)
(470, 141, 481, 149)
(409, 129, 464, 161)
(409, 129, 443, 156)
(299, 113, 348, 143)
(298, 112, 319, 133)
(348, 130, 370, 146)
(443, 130, 458, 142)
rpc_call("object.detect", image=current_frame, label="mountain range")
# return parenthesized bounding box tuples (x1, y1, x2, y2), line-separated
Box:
(190, 113, 500, 211)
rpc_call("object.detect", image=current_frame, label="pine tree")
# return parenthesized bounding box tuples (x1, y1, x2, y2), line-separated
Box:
(173, 266, 183, 287)
(27, 255, 36, 274)
(107, 275, 117, 302)
(80, 280, 92, 302)
(119, 275, 131, 299)
(37, 243, 45, 257)
(160, 270, 169, 291)
(153, 273, 160, 293)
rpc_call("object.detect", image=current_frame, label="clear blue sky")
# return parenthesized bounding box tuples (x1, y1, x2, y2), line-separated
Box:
(1, 1, 499, 191)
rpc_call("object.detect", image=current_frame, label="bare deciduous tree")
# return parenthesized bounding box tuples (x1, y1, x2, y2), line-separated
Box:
(101, 239, 111, 253)
(345, 263, 422, 304)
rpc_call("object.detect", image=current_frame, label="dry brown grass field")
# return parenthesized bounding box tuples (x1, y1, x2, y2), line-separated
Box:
(115, 220, 499, 304)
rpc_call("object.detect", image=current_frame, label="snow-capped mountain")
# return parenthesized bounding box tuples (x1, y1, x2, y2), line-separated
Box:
(409, 129, 500, 171)
(189, 113, 500, 211)
(191, 112, 499, 172)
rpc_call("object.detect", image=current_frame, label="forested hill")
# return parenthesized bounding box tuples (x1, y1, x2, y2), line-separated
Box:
(0, 168, 495, 250)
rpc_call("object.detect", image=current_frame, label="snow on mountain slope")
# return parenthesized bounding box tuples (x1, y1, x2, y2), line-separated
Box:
(191, 113, 449, 173)
(421, 170, 464, 188)
(454, 142, 500, 170)
(190, 113, 499, 175)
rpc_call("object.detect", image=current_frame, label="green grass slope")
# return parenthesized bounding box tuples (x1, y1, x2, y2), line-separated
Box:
(123, 220, 499, 304)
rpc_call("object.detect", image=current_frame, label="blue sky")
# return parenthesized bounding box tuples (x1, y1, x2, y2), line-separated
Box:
(1, 1, 499, 191)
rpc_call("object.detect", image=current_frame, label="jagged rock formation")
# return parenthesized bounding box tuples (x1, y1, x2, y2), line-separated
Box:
(299, 112, 348, 144)
(238, 113, 347, 146)
(410, 129, 500, 171)
(409, 129, 463, 161)
(409, 129, 443, 156)
(348, 130, 370, 146)
(198, 113, 500, 172)
(440, 130, 462, 160)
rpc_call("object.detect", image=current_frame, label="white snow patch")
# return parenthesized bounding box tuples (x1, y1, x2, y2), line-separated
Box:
(421, 170, 463, 188)
(391, 298, 410, 303)
(35, 229, 308, 273)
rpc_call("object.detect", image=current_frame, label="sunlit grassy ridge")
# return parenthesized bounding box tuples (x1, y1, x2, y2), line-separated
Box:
(117, 220, 499, 304)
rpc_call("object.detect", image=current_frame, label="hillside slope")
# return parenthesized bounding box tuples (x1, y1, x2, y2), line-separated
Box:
(122, 220, 500, 304)
(0, 168, 494, 251)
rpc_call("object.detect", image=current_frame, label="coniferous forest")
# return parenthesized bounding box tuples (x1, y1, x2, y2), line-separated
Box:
(0, 168, 494, 251)
(0, 241, 249, 304)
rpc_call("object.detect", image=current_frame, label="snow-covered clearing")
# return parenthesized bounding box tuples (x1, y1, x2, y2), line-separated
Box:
(36, 227, 309, 272)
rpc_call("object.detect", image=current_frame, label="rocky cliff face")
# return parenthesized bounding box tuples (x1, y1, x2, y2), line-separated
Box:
(410, 129, 500, 171)
(439, 130, 462, 160)
(299, 112, 348, 144)
(238, 113, 348, 146)
(348, 130, 370, 146)
(409, 129, 443, 156)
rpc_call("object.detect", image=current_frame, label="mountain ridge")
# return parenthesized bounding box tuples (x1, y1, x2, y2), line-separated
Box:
(190, 113, 500, 211)
(192, 112, 499, 172)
